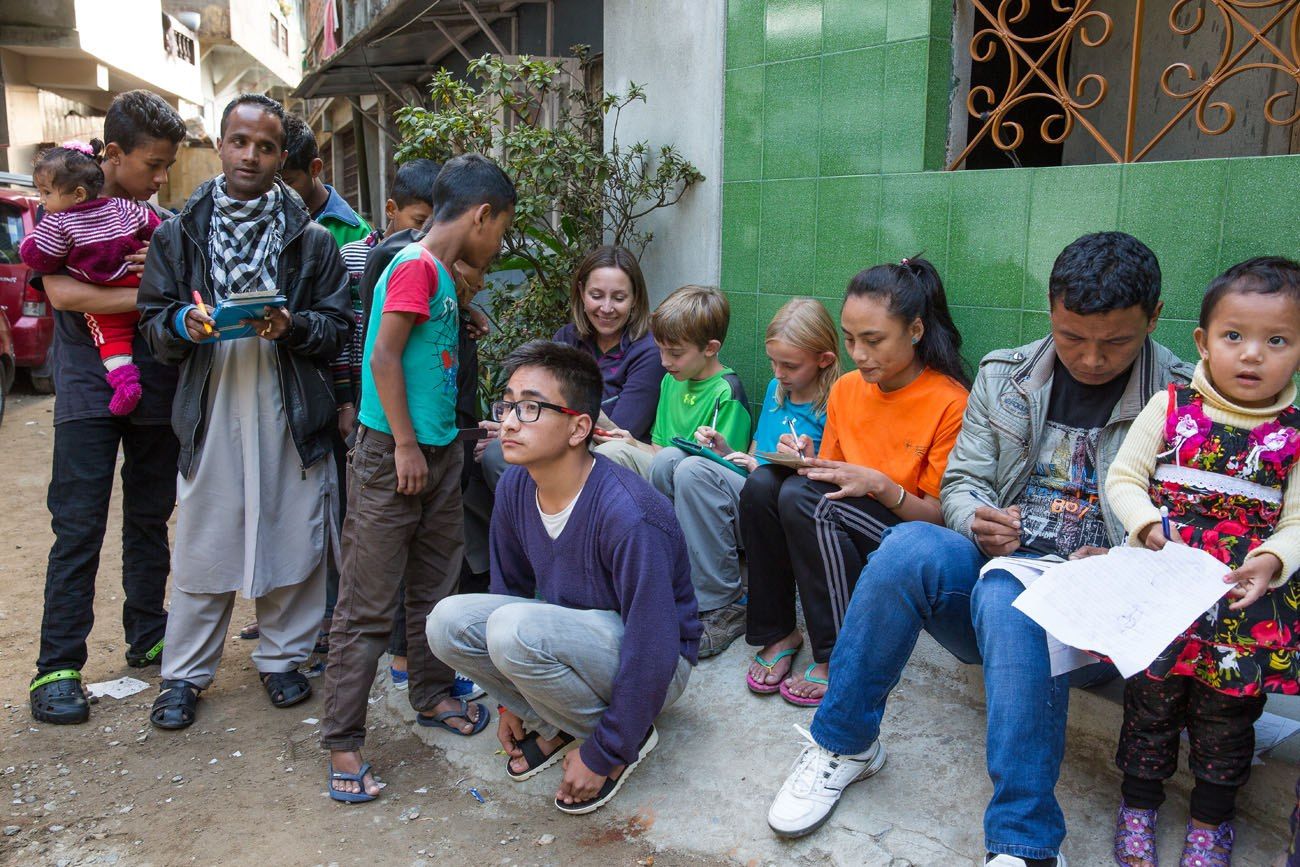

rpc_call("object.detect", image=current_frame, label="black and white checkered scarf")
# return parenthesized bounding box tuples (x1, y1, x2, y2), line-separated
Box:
(208, 176, 285, 298)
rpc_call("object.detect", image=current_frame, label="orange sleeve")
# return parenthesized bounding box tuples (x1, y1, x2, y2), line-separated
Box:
(916, 392, 970, 498)
(818, 382, 845, 461)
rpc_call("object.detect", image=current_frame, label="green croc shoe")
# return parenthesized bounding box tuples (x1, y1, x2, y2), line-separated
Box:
(126, 638, 165, 669)
(29, 670, 90, 725)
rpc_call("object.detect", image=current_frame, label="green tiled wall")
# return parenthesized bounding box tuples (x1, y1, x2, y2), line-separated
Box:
(721, 0, 1300, 405)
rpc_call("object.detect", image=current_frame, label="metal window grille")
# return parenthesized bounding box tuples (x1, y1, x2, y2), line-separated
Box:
(949, 0, 1300, 169)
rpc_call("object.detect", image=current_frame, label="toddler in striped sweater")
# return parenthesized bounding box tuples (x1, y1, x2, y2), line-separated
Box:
(20, 140, 160, 415)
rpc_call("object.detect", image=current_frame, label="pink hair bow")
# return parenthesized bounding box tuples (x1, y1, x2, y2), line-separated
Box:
(61, 140, 94, 156)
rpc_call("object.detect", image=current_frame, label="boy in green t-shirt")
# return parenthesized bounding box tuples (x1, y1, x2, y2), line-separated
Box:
(279, 114, 373, 248)
(595, 284, 751, 475)
(319, 154, 516, 804)
(596, 284, 751, 656)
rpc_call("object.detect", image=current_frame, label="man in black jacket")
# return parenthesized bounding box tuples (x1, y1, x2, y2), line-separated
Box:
(136, 93, 351, 730)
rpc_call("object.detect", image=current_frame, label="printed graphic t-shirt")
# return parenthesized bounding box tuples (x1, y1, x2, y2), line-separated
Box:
(1018, 358, 1129, 556)
(357, 243, 459, 446)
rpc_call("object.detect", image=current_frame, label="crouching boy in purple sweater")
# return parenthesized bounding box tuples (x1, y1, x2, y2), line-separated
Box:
(428, 340, 701, 814)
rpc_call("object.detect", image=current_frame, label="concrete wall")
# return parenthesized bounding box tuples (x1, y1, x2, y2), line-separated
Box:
(229, 0, 302, 88)
(603, 0, 724, 304)
(73, 0, 202, 103)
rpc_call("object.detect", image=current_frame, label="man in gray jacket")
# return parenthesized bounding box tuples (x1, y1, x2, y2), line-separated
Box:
(765, 232, 1194, 867)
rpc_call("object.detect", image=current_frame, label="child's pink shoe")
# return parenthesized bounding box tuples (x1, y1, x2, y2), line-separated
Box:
(106, 364, 142, 416)
(1180, 819, 1233, 867)
(1115, 801, 1159, 866)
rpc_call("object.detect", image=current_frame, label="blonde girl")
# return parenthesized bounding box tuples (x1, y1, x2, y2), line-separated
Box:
(648, 298, 839, 658)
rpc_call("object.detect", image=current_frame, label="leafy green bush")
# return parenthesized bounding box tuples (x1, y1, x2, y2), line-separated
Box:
(394, 46, 703, 397)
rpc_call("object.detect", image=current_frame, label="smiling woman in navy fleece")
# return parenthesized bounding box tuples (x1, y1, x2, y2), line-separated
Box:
(427, 340, 700, 815)
(476, 245, 665, 487)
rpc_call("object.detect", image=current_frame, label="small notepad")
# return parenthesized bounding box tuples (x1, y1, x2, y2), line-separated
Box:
(208, 291, 287, 340)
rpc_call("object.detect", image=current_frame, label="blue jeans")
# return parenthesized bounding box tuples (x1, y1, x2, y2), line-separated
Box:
(808, 522, 1114, 861)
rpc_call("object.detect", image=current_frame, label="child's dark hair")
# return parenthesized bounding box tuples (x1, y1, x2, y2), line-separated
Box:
(846, 256, 971, 388)
(104, 90, 186, 152)
(33, 141, 106, 198)
(1049, 231, 1162, 316)
(392, 158, 442, 209)
(502, 340, 602, 440)
(220, 93, 286, 145)
(1200, 256, 1300, 328)
(282, 113, 318, 173)
(431, 154, 517, 223)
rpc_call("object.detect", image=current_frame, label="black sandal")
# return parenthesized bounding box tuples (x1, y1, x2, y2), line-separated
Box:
(29, 670, 90, 725)
(150, 680, 200, 730)
(506, 730, 576, 782)
(260, 670, 312, 708)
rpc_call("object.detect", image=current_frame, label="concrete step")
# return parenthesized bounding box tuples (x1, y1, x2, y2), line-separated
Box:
(385, 634, 1294, 866)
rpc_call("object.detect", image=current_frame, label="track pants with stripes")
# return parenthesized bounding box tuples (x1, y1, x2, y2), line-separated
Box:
(738, 466, 902, 664)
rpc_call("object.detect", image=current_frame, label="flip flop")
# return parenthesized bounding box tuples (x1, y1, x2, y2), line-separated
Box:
(506, 730, 577, 782)
(780, 663, 828, 708)
(416, 698, 490, 736)
(328, 761, 378, 803)
(746, 647, 799, 695)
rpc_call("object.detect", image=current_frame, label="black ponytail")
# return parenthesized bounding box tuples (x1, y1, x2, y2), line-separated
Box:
(844, 255, 972, 388)
(32, 139, 106, 199)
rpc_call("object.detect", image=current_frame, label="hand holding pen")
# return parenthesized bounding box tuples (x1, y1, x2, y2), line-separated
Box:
(968, 490, 1022, 557)
(694, 425, 730, 455)
(777, 418, 813, 458)
(183, 290, 215, 342)
(1137, 505, 1184, 551)
(706, 397, 721, 448)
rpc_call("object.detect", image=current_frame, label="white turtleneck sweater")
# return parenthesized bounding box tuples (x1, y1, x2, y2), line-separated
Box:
(1105, 362, 1300, 588)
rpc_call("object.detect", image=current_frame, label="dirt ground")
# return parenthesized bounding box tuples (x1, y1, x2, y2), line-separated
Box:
(0, 389, 723, 867)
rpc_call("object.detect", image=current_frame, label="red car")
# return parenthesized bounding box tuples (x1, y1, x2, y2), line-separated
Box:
(0, 182, 55, 393)
(0, 307, 12, 426)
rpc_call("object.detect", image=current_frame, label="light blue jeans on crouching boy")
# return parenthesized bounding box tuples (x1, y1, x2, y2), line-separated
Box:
(807, 521, 1115, 861)
(426, 594, 691, 745)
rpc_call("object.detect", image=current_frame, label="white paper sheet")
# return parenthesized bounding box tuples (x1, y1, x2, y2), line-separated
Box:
(85, 676, 150, 699)
(1011, 545, 1232, 678)
(1254, 711, 1300, 763)
(981, 556, 1093, 676)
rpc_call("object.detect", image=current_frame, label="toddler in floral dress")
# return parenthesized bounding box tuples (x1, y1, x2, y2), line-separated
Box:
(1105, 257, 1300, 866)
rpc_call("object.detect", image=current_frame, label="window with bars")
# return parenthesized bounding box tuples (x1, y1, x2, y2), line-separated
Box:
(949, 0, 1300, 170)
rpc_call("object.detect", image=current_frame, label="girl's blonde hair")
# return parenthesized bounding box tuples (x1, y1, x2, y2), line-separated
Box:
(766, 297, 839, 413)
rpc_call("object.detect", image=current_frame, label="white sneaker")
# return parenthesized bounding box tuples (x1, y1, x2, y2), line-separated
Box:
(985, 855, 1069, 867)
(767, 725, 887, 838)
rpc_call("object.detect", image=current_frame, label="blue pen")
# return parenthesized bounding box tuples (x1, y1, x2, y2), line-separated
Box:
(969, 490, 1001, 511)
(1160, 505, 1172, 539)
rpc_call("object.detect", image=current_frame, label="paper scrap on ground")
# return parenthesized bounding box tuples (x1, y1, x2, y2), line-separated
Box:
(86, 676, 150, 700)
(981, 556, 1091, 676)
(1253, 712, 1300, 764)
(1012, 545, 1231, 678)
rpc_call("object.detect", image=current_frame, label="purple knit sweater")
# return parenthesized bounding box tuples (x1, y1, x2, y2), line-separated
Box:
(20, 198, 160, 284)
(490, 455, 701, 775)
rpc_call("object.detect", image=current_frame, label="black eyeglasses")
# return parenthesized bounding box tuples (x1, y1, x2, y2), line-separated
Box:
(490, 399, 584, 424)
